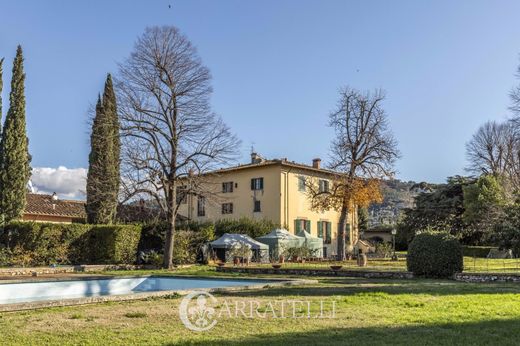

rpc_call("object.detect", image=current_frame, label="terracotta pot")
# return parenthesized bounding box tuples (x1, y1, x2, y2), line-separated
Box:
(233, 257, 240, 266)
(217, 262, 225, 267)
(279, 255, 285, 264)
(330, 265, 343, 271)
(271, 264, 282, 269)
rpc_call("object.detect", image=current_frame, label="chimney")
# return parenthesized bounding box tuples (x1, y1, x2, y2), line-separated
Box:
(312, 158, 321, 169)
(51, 192, 58, 201)
(251, 152, 263, 164)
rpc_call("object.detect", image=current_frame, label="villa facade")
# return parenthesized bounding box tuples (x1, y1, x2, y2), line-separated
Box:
(177, 154, 359, 258)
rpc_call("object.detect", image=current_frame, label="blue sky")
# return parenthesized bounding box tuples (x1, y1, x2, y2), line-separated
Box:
(1, 0, 520, 197)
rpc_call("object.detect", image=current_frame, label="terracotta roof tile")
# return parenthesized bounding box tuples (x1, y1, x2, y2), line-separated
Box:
(24, 193, 86, 218)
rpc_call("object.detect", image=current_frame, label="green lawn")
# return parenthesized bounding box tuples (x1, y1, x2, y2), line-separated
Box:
(2, 267, 520, 345)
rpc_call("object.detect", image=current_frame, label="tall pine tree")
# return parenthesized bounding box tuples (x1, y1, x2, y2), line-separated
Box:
(86, 74, 120, 224)
(0, 46, 31, 223)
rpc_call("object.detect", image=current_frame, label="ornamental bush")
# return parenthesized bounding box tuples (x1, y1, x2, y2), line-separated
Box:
(406, 230, 463, 278)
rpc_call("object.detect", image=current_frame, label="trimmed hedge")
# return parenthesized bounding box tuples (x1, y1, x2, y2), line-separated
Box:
(462, 246, 497, 258)
(181, 218, 279, 239)
(77, 225, 142, 264)
(0, 222, 141, 266)
(407, 231, 463, 278)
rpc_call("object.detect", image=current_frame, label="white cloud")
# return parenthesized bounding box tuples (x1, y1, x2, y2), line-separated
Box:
(31, 166, 87, 200)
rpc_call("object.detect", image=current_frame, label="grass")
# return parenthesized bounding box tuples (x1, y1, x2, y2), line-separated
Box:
(2, 267, 520, 345)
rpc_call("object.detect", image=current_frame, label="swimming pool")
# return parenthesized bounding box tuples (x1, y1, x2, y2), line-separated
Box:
(0, 276, 272, 305)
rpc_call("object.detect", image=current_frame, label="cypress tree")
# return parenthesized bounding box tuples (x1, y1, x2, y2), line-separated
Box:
(102, 73, 120, 218)
(0, 46, 31, 223)
(86, 74, 120, 224)
(0, 57, 4, 134)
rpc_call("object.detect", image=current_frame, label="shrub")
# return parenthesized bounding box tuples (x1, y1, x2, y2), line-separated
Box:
(139, 223, 215, 265)
(78, 225, 142, 264)
(406, 230, 463, 278)
(375, 242, 393, 258)
(0, 222, 91, 266)
(213, 218, 278, 238)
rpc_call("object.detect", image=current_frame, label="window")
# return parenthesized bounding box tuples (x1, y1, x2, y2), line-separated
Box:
(254, 200, 261, 212)
(251, 177, 264, 190)
(338, 223, 351, 242)
(298, 176, 306, 192)
(176, 186, 187, 204)
(222, 182, 234, 193)
(197, 196, 205, 217)
(319, 179, 329, 193)
(222, 203, 233, 214)
(325, 222, 332, 244)
(318, 221, 332, 244)
(294, 219, 311, 234)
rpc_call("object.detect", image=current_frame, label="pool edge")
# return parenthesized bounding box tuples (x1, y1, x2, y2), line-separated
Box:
(0, 277, 317, 312)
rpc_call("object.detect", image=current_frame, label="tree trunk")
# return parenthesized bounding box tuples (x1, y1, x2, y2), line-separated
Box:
(163, 186, 176, 269)
(337, 203, 348, 261)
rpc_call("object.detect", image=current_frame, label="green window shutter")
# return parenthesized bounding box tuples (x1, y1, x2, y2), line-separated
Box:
(294, 219, 301, 233)
(326, 222, 332, 244)
(305, 220, 311, 232)
(317, 221, 323, 238)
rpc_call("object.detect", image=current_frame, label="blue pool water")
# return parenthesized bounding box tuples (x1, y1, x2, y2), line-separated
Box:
(0, 276, 269, 305)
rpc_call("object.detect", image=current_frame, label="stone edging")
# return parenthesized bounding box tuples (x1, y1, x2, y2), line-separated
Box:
(454, 272, 520, 283)
(0, 264, 154, 277)
(0, 275, 317, 312)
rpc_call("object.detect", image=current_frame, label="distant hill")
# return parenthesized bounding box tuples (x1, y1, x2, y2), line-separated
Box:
(367, 179, 435, 229)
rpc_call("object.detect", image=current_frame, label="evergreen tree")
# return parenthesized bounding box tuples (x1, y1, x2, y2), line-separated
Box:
(0, 46, 31, 223)
(86, 74, 120, 224)
(0, 57, 4, 133)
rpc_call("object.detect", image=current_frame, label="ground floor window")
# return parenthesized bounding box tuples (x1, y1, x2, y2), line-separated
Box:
(318, 221, 332, 244)
(294, 219, 311, 233)
(197, 196, 205, 217)
(254, 200, 261, 212)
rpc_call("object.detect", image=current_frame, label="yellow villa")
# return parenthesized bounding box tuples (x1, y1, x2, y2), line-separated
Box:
(178, 153, 359, 258)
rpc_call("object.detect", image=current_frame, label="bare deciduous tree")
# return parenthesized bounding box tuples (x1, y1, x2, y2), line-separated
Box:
(308, 87, 399, 260)
(510, 59, 520, 118)
(117, 26, 239, 268)
(466, 121, 517, 176)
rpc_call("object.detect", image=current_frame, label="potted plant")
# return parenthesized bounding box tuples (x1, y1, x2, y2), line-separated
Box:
(229, 242, 252, 267)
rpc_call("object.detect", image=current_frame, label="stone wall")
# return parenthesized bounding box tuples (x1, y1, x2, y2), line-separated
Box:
(454, 272, 520, 283)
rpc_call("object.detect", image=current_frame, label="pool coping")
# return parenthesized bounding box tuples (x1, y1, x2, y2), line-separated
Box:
(0, 275, 318, 312)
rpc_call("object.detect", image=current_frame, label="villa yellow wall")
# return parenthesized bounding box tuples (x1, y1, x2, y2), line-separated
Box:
(178, 164, 282, 223)
(177, 162, 358, 257)
(281, 167, 357, 257)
